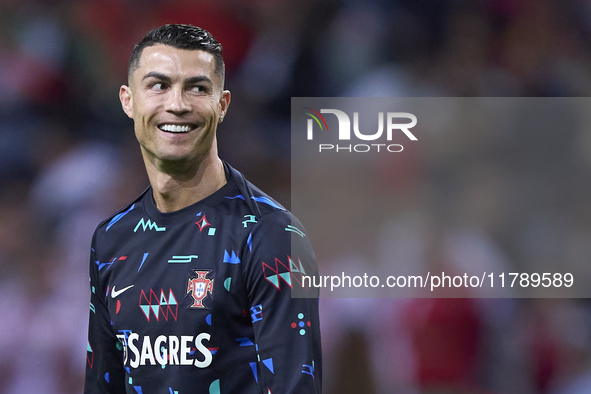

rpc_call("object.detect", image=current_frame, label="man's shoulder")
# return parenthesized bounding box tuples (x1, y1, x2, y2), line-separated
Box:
(225, 162, 290, 219)
(246, 183, 287, 214)
(241, 181, 308, 237)
(93, 188, 150, 234)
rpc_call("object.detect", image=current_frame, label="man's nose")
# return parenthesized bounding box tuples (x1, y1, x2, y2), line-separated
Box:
(165, 87, 191, 114)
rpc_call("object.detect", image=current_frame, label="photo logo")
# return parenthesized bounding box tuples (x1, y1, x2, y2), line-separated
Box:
(304, 108, 417, 153)
(303, 107, 329, 135)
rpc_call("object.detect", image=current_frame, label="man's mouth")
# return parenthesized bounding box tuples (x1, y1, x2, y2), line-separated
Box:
(158, 124, 194, 133)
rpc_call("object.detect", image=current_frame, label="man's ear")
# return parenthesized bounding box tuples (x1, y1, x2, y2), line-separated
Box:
(119, 85, 134, 119)
(219, 90, 231, 119)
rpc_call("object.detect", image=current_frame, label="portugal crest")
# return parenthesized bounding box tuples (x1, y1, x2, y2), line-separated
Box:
(187, 270, 214, 308)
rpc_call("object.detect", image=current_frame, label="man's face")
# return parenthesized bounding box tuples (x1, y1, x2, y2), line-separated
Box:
(120, 44, 230, 167)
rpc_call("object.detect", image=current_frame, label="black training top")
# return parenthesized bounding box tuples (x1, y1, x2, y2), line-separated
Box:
(85, 162, 321, 394)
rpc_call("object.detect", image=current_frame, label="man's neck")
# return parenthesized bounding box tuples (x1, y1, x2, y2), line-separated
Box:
(143, 153, 227, 213)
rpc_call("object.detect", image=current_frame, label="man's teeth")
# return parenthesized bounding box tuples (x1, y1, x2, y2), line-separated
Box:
(160, 124, 192, 133)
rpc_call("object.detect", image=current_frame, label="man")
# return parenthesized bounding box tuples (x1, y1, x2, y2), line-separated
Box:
(85, 24, 321, 393)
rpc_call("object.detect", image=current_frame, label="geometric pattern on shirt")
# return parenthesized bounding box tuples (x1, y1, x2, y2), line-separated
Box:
(262, 256, 307, 290)
(139, 289, 178, 322)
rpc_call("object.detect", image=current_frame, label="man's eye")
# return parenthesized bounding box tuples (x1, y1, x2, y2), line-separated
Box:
(190, 85, 205, 92)
(151, 82, 166, 91)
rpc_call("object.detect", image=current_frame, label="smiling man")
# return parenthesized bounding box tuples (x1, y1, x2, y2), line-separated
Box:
(84, 25, 321, 394)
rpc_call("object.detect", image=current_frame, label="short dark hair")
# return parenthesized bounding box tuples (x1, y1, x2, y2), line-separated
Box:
(128, 24, 225, 81)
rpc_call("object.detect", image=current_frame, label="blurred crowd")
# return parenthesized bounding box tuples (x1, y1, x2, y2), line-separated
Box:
(3, 0, 591, 393)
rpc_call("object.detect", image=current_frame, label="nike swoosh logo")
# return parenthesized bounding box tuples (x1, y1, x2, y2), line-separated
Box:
(111, 285, 134, 298)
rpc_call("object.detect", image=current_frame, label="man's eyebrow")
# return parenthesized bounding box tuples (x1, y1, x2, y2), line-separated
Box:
(142, 72, 172, 83)
(141, 73, 212, 86)
(185, 76, 212, 85)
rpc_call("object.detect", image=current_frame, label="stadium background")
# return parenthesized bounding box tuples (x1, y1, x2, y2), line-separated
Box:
(2, 0, 591, 393)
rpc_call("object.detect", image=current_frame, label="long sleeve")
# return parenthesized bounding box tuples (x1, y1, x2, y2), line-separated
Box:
(242, 211, 322, 393)
(84, 232, 126, 394)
